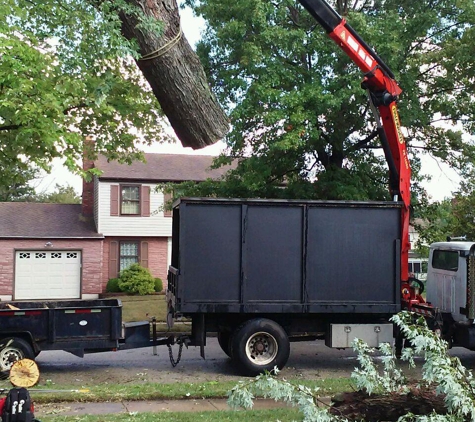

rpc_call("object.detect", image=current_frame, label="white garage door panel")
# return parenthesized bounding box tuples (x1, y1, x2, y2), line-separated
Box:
(15, 251, 81, 300)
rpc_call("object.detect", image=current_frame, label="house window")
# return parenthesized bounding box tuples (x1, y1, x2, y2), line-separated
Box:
(120, 241, 139, 271)
(121, 186, 140, 215)
(408, 262, 421, 274)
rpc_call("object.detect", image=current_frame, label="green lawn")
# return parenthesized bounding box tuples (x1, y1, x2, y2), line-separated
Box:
(114, 294, 190, 332)
(40, 408, 302, 422)
(31, 377, 351, 422)
(29, 378, 354, 404)
(116, 294, 167, 322)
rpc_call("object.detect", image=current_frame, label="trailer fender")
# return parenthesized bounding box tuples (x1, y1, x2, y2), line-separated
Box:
(230, 318, 290, 377)
(0, 337, 35, 371)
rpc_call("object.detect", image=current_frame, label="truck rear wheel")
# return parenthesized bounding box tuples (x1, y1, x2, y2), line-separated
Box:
(0, 338, 35, 371)
(230, 319, 290, 377)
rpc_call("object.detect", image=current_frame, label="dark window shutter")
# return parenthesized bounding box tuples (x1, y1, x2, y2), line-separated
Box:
(140, 241, 149, 268)
(110, 185, 119, 216)
(164, 192, 172, 217)
(141, 186, 150, 217)
(109, 241, 119, 279)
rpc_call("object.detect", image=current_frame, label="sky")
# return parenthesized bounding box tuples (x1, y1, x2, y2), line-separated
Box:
(34, 5, 462, 202)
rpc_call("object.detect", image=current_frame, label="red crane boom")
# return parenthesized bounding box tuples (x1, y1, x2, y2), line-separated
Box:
(297, 0, 412, 285)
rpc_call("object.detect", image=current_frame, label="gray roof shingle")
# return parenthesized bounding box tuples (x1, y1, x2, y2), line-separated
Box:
(95, 154, 236, 182)
(0, 203, 102, 238)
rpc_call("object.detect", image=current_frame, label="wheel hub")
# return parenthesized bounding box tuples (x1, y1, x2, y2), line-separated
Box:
(245, 331, 278, 365)
(0, 347, 23, 371)
(255, 342, 266, 354)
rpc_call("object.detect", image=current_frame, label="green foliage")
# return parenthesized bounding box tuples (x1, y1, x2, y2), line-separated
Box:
(0, 164, 39, 202)
(106, 278, 122, 293)
(26, 184, 82, 204)
(0, 0, 171, 178)
(118, 264, 155, 295)
(228, 311, 475, 421)
(412, 197, 456, 254)
(180, 0, 475, 206)
(154, 278, 163, 293)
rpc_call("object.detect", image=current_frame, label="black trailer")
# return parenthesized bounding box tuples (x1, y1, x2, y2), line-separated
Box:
(0, 299, 171, 371)
(167, 198, 402, 375)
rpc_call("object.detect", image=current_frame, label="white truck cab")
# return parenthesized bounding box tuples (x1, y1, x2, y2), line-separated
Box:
(427, 241, 475, 348)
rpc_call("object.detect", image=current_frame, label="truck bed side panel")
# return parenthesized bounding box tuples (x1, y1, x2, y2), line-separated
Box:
(306, 206, 399, 303)
(173, 199, 401, 313)
(245, 206, 303, 302)
(182, 204, 241, 303)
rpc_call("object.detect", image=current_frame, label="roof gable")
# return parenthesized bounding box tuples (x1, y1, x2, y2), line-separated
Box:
(95, 154, 236, 182)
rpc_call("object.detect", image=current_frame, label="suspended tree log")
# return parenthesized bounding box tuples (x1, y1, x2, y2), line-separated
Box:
(330, 385, 447, 421)
(120, 0, 229, 149)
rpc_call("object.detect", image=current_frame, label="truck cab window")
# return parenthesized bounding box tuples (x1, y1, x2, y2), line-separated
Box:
(432, 250, 459, 272)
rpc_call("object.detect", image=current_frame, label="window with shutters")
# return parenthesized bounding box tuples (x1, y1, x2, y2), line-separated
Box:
(119, 241, 140, 271)
(111, 185, 150, 217)
(121, 186, 140, 215)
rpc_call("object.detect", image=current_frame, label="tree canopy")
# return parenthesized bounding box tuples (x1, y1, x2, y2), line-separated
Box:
(1, 0, 168, 175)
(0, 0, 227, 198)
(180, 0, 475, 201)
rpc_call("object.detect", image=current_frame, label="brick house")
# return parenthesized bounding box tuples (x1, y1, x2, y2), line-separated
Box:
(0, 154, 234, 301)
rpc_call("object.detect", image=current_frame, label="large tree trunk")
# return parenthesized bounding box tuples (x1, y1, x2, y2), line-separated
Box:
(120, 0, 229, 149)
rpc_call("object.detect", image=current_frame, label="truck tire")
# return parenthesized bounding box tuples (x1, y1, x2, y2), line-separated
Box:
(0, 338, 35, 371)
(230, 318, 290, 377)
(217, 331, 232, 358)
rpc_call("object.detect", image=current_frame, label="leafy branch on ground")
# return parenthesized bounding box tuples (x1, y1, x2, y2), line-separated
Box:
(228, 311, 475, 422)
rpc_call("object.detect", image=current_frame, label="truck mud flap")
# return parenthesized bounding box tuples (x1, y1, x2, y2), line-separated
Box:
(191, 314, 206, 359)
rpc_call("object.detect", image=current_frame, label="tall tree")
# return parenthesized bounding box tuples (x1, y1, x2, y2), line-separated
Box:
(183, 0, 475, 201)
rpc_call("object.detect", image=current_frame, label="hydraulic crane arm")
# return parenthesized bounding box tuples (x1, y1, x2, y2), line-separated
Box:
(298, 0, 411, 283)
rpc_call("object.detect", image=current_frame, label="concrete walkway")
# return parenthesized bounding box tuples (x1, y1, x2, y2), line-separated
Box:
(35, 397, 332, 417)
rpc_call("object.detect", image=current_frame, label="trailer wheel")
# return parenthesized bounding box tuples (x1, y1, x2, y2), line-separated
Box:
(0, 338, 35, 371)
(230, 319, 290, 377)
(217, 331, 232, 358)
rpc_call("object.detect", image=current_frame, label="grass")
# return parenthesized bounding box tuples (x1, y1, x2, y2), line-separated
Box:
(28, 378, 354, 404)
(39, 408, 303, 422)
(117, 295, 167, 322)
(112, 294, 191, 333)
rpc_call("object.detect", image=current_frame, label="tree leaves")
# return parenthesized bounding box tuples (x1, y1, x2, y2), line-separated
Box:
(0, 0, 170, 180)
(183, 0, 475, 203)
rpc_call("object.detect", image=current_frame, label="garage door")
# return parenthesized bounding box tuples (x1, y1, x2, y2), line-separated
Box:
(15, 250, 81, 300)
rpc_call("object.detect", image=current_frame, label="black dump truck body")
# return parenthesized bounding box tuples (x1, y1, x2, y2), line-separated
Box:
(167, 198, 402, 375)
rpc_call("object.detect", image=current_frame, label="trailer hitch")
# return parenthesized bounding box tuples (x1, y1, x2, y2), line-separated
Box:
(167, 335, 190, 367)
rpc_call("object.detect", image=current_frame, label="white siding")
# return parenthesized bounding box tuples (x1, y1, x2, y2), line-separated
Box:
(96, 182, 173, 236)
